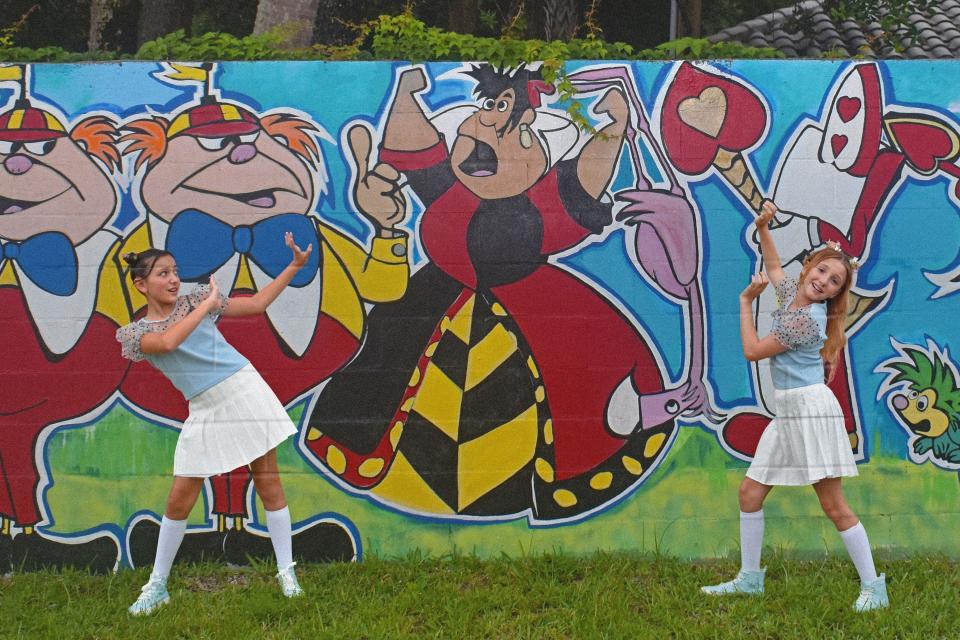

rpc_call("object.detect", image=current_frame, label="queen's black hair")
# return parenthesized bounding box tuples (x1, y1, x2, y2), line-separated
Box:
(464, 64, 544, 133)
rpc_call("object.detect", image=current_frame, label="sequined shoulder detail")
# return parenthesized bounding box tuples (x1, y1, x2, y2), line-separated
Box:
(773, 277, 798, 310)
(115, 287, 230, 362)
(771, 277, 823, 350)
(116, 321, 147, 362)
(186, 284, 231, 319)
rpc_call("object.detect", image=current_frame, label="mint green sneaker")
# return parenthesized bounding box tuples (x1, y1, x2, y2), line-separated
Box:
(701, 568, 765, 596)
(277, 562, 303, 598)
(854, 573, 889, 612)
(128, 575, 170, 616)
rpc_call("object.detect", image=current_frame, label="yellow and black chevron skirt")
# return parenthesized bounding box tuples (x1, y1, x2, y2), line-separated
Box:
(305, 264, 673, 521)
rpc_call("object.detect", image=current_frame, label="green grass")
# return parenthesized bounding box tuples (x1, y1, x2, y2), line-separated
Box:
(1, 553, 957, 639)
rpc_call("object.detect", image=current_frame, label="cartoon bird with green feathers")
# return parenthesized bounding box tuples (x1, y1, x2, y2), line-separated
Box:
(877, 339, 960, 468)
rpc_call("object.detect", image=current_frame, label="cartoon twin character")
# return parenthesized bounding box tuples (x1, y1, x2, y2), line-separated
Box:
(0, 61, 411, 571)
(0, 65, 125, 572)
(117, 63, 410, 565)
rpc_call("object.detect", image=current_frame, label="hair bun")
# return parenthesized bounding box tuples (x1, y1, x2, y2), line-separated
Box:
(122, 252, 139, 266)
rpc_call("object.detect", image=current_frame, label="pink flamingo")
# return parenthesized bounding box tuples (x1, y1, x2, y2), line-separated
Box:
(568, 66, 721, 428)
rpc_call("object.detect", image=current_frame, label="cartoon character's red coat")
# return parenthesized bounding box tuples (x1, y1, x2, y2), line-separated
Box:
(0, 288, 127, 526)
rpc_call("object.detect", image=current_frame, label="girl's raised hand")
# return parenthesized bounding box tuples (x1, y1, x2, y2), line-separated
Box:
(285, 232, 313, 268)
(740, 272, 769, 301)
(203, 276, 221, 311)
(756, 200, 777, 229)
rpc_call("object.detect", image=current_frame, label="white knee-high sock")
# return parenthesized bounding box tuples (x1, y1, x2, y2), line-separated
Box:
(740, 509, 765, 572)
(839, 521, 878, 584)
(151, 516, 187, 580)
(265, 506, 293, 569)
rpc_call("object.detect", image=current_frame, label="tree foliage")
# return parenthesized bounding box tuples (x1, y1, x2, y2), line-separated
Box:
(1, 12, 783, 62)
(793, 0, 939, 54)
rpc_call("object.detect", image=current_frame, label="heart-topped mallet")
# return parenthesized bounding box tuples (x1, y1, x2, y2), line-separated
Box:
(661, 63, 769, 212)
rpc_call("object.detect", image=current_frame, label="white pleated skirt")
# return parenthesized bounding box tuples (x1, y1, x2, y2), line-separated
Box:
(746, 383, 858, 486)
(173, 364, 297, 477)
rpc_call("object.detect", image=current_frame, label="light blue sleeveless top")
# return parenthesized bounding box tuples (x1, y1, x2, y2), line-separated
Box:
(769, 277, 828, 390)
(116, 285, 249, 400)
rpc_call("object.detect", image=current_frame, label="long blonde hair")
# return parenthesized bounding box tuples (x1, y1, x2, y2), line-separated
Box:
(799, 247, 855, 381)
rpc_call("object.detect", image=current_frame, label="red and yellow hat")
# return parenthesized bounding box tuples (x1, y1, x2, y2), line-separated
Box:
(167, 100, 260, 139)
(0, 100, 68, 142)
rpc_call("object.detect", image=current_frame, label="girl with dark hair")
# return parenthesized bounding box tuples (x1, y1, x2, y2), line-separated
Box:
(116, 234, 312, 615)
(701, 201, 887, 612)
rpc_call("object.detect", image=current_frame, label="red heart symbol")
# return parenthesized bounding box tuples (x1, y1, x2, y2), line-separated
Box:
(886, 115, 960, 175)
(831, 134, 848, 157)
(837, 96, 861, 123)
(661, 63, 767, 175)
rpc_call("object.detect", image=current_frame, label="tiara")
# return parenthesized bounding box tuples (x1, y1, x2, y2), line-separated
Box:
(824, 241, 861, 271)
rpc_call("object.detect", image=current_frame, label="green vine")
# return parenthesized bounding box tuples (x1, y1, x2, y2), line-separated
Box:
(0, 13, 783, 131)
(1, 14, 785, 63)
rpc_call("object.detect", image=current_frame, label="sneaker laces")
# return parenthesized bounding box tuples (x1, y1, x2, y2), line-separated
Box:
(140, 575, 167, 595)
(856, 583, 876, 606)
(277, 562, 301, 591)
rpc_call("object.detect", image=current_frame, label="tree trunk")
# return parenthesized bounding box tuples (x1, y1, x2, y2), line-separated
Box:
(543, 0, 580, 40)
(449, 0, 479, 34)
(679, 0, 702, 38)
(137, 0, 195, 47)
(253, 0, 321, 48)
(88, 0, 111, 52)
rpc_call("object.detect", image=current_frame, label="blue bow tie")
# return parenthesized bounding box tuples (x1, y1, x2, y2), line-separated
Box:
(165, 210, 320, 287)
(1, 232, 78, 296)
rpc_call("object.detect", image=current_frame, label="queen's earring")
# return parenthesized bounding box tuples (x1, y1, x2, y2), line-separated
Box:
(519, 123, 533, 149)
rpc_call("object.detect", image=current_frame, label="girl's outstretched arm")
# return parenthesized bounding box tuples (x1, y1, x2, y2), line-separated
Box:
(756, 200, 786, 285)
(740, 273, 789, 362)
(140, 277, 223, 354)
(223, 232, 313, 317)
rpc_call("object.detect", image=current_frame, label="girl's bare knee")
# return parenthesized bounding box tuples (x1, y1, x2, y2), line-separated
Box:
(738, 479, 767, 512)
(165, 478, 202, 520)
(165, 496, 192, 520)
(822, 502, 856, 530)
(253, 476, 286, 510)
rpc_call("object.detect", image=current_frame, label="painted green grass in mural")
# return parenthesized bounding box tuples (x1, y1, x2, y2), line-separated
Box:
(1, 553, 958, 639)
(45, 407, 960, 559)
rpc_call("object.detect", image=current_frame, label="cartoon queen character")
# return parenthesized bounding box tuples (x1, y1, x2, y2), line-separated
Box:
(303, 64, 707, 522)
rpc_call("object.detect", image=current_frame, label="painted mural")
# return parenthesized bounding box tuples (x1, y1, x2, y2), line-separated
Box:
(0, 59, 957, 573)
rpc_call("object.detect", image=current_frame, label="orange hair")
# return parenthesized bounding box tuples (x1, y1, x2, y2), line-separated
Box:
(799, 247, 855, 380)
(70, 115, 121, 173)
(120, 117, 170, 172)
(260, 113, 320, 168)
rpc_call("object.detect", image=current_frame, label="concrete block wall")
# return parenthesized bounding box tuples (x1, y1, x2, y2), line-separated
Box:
(0, 60, 957, 572)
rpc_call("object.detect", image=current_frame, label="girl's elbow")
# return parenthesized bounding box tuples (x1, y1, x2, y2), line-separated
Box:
(142, 338, 174, 355)
(157, 338, 178, 354)
(233, 296, 267, 316)
(742, 348, 763, 362)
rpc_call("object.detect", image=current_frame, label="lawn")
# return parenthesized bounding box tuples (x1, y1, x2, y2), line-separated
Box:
(1, 552, 957, 639)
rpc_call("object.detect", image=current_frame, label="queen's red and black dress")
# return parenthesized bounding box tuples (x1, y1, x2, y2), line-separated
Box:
(304, 139, 675, 522)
